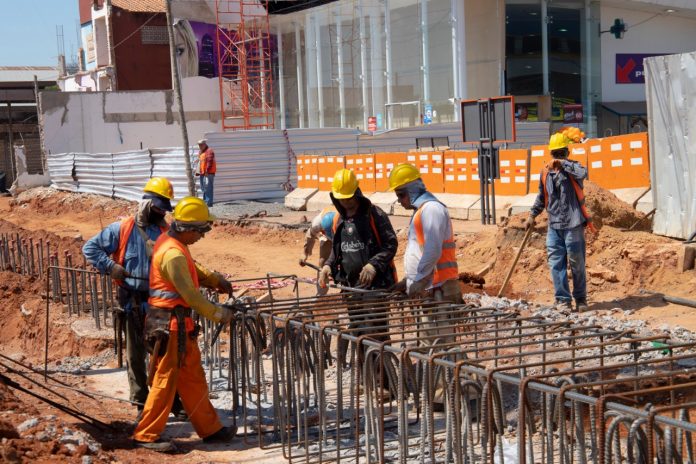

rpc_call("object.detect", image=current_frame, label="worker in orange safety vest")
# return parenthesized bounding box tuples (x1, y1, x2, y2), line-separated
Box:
(132, 197, 235, 452)
(196, 139, 216, 207)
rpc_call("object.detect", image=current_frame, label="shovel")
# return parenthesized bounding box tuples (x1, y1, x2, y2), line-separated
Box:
(497, 225, 533, 298)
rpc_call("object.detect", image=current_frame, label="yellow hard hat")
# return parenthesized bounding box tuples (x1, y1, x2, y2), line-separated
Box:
(549, 133, 571, 151)
(143, 177, 174, 200)
(388, 163, 421, 191)
(331, 169, 359, 199)
(173, 197, 216, 223)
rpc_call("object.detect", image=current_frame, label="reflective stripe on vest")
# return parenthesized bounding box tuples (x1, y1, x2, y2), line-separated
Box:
(540, 167, 598, 234)
(412, 202, 459, 285)
(148, 234, 199, 331)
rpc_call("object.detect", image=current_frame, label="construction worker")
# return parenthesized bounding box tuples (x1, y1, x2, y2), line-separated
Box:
(526, 132, 592, 312)
(83, 177, 187, 419)
(300, 206, 337, 295)
(318, 169, 398, 362)
(389, 163, 461, 410)
(133, 197, 235, 452)
(196, 138, 216, 207)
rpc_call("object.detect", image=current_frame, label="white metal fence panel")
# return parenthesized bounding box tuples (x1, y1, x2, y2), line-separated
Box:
(646, 52, 696, 239)
(151, 147, 201, 202)
(74, 152, 113, 197)
(47, 152, 77, 192)
(112, 149, 152, 202)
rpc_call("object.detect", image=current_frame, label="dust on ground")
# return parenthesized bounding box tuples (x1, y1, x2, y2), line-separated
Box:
(1, 185, 695, 462)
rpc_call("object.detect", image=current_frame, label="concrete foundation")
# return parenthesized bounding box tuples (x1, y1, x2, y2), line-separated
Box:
(306, 190, 333, 212)
(438, 193, 481, 220)
(284, 188, 318, 211)
(510, 193, 538, 215)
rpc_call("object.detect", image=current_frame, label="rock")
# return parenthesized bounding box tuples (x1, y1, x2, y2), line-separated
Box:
(587, 267, 619, 283)
(17, 418, 39, 433)
(82, 456, 93, 464)
(0, 420, 19, 439)
(36, 431, 52, 442)
(590, 278, 603, 286)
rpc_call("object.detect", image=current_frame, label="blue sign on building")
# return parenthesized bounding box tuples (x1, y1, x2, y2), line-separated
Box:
(424, 104, 433, 124)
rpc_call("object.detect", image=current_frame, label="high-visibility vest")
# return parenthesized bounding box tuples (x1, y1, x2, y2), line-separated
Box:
(540, 166, 597, 234)
(332, 208, 398, 282)
(148, 234, 198, 331)
(111, 216, 166, 287)
(412, 202, 459, 286)
(199, 148, 217, 175)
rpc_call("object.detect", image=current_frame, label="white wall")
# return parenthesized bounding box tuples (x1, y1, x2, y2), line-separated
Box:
(601, 6, 696, 101)
(41, 77, 225, 154)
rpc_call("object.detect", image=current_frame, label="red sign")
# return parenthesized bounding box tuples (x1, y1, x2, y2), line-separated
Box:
(368, 116, 377, 132)
(563, 104, 583, 124)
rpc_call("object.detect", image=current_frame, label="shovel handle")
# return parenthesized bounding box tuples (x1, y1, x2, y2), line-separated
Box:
(497, 226, 533, 298)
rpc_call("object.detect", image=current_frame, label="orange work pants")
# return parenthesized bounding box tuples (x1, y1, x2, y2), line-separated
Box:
(133, 330, 222, 442)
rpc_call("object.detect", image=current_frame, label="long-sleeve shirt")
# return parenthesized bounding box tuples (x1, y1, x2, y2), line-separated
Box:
(404, 198, 452, 291)
(530, 159, 588, 230)
(198, 147, 216, 175)
(82, 220, 163, 292)
(302, 209, 336, 256)
(159, 248, 225, 322)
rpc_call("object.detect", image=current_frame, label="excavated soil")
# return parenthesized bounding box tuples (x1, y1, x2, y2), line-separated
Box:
(0, 186, 694, 462)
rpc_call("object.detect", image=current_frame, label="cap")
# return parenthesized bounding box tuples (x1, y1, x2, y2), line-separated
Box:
(197, 139, 207, 145)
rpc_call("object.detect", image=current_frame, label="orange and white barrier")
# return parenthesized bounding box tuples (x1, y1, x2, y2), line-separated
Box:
(588, 133, 649, 189)
(297, 155, 319, 189)
(317, 155, 345, 191)
(374, 152, 408, 192)
(406, 151, 445, 193)
(443, 150, 479, 194)
(496, 149, 529, 196)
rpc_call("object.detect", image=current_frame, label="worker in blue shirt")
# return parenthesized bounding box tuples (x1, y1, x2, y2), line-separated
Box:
(83, 177, 185, 418)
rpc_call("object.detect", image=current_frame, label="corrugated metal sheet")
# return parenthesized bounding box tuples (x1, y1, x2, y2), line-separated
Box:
(112, 149, 152, 202)
(74, 152, 114, 197)
(645, 51, 696, 239)
(151, 147, 202, 201)
(47, 153, 77, 192)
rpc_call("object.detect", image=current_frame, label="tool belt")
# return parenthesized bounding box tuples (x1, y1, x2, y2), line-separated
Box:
(144, 306, 199, 366)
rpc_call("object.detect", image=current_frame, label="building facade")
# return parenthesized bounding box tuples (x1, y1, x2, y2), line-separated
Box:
(270, 0, 696, 136)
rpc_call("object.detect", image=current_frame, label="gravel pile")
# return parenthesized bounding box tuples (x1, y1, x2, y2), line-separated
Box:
(210, 200, 289, 220)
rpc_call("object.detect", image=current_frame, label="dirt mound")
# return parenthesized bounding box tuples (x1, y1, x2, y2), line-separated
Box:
(505, 181, 646, 231)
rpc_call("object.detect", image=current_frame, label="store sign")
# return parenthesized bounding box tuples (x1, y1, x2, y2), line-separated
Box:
(563, 104, 583, 123)
(423, 104, 433, 124)
(368, 116, 377, 132)
(616, 53, 665, 84)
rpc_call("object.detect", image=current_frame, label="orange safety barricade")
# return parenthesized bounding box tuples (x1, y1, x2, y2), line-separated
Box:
(297, 155, 319, 189)
(317, 155, 346, 191)
(528, 145, 550, 186)
(374, 152, 408, 192)
(588, 133, 650, 189)
(497, 149, 529, 196)
(406, 151, 445, 193)
(345, 154, 373, 192)
(443, 150, 480, 194)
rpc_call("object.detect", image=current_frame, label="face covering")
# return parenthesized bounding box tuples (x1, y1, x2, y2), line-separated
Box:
(147, 210, 166, 225)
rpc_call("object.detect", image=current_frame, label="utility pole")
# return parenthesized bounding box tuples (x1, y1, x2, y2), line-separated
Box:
(165, 0, 195, 196)
(34, 75, 48, 175)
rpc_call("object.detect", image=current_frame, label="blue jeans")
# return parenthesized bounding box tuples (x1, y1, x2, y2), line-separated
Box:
(546, 225, 586, 303)
(200, 174, 214, 206)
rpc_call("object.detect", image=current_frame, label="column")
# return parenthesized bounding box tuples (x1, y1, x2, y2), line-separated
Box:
(294, 22, 305, 128)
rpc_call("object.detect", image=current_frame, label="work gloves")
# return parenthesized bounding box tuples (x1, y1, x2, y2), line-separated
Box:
(358, 263, 377, 287)
(389, 278, 407, 294)
(110, 264, 130, 280)
(524, 215, 536, 230)
(214, 273, 233, 296)
(217, 305, 234, 324)
(408, 279, 429, 298)
(318, 265, 332, 288)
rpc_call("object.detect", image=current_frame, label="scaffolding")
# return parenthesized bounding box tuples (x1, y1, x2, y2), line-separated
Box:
(215, 0, 275, 130)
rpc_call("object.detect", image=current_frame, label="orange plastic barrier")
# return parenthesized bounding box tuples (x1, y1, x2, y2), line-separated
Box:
(317, 155, 346, 191)
(443, 150, 479, 194)
(496, 149, 529, 196)
(297, 155, 319, 189)
(374, 152, 408, 192)
(588, 133, 650, 189)
(406, 151, 445, 193)
(344, 154, 375, 193)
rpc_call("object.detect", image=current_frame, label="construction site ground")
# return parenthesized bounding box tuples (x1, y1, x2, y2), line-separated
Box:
(1, 185, 695, 463)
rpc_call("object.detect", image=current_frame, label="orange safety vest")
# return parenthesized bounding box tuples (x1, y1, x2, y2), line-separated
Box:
(148, 234, 198, 332)
(199, 147, 217, 175)
(540, 166, 598, 234)
(412, 202, 459, 286)
(111, 216, 166, 287)
(332, 209, 398, 282)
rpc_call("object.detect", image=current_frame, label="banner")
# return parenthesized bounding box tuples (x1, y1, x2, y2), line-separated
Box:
(616, 53, 666, 84)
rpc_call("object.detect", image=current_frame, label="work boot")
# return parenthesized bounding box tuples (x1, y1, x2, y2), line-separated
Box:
(171, 394, 188, 421)
(575, 299, 589, 312)
(135, 405, 144, 422)
(555, 300, 572, 313)
(203, 425, 238, 444)
(133, 438, 176, 453)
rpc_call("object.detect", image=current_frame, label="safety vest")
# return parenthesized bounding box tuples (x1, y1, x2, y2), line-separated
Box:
(412, 202, 459, 286)
(148, 234, 198, 331)
(199, 148, 217, 175)
(541, 166, 597, 234)
(332, 208, 398, 282)
(111, 216, 166, 288)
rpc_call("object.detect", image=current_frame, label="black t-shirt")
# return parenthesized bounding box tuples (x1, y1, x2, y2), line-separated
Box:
(339, 217, 370, 286)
